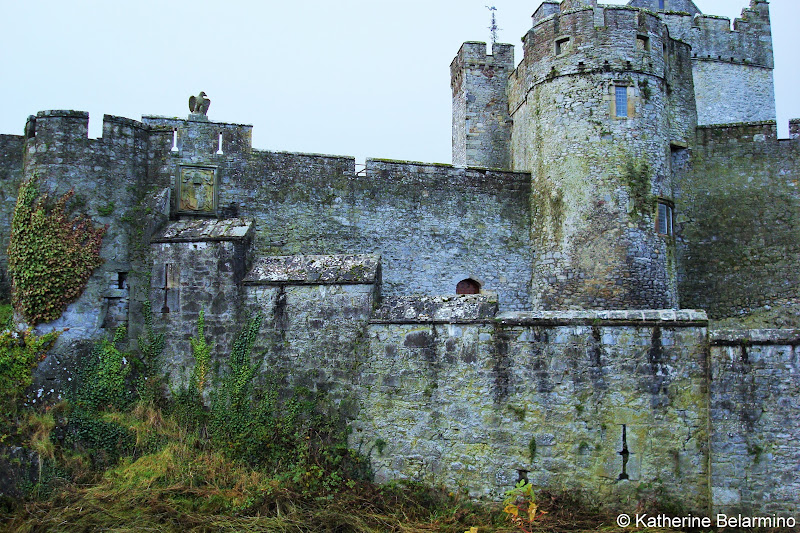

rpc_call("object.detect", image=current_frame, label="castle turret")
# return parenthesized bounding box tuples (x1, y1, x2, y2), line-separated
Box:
(451, 42, 514, 170)
(508, 2, 697, 309)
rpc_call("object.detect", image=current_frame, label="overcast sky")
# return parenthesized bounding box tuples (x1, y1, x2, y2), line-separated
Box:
(1, 0, 797, 164)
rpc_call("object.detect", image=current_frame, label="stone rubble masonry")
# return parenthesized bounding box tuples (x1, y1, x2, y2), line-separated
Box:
(355, 308, 711, 509)
(661, 0, 776, 125)
(709, 329, 800, 515)
(451, 42, 515, 170)
(508, 4, 691, 309)
(0, 0, 797, 516)
(677, 121, 800, 325)
(244, 254, 380, 286)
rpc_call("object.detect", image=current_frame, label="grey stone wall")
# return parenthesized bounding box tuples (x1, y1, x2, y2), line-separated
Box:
(709, 330, 800, 515)
(0, 134, 24, 300)
(149, 218, 254, 383)
(661, 0, 776, 126)
(354, 307, 711, 510)
(627, 0, 700, 16)
(451, 42, 514, 170)
(22, 111, 151, 344)
(691, 61, 775, 126)
(140, 116, 533, 311)
(507, 5, 691, 309)
(676, 121, 800, 326)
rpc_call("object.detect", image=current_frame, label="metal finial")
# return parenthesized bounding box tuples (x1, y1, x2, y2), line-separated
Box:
(486, 5, 499, 45)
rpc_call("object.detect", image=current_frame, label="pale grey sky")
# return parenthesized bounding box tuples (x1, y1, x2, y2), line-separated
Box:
(1, 0, 797, 164)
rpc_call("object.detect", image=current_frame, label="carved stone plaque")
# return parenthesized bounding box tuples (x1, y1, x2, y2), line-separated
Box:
(177, 165, 217, 215)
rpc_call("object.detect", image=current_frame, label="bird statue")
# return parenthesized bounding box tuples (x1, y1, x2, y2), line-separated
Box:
(189, 92, 210, 115)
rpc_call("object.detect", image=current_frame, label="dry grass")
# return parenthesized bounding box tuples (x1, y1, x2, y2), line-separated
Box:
(1, 405, 690, 533)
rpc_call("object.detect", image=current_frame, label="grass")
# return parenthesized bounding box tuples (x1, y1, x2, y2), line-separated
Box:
(0, 402, 653, 533)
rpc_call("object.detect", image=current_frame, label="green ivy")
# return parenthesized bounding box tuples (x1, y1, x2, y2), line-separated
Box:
(66, 326, 136, 466)
(0, 327, 59, 417)
(7, 174, 106, 325)
(75, 326, 132, 412)
(190, 310, 211, 392)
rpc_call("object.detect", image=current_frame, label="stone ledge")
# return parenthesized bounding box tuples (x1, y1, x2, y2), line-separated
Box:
(151, 218, 253, 243)
(244, 254, 380, 285)
(36, 110, 89, 119)
(710, 329, 800, 346)
(496, 309, 709, 327)
(371, 294, 499, 323)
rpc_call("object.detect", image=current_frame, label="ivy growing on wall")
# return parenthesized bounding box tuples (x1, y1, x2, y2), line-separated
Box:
(7, 175, 106, 325)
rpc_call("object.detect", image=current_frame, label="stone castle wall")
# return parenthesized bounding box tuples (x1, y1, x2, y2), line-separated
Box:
(0, 0, 797, 516)
(507, 5, 694, 309)
(661, 0, 776, 126)
(676, 121, 800, 326)
(450, 42, 515, 170)
(0, 134, 25, 300)
(709, 330, 800, 515)
(357, 308, 711, 509)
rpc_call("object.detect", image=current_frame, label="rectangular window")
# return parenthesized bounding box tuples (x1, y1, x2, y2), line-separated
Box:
(658, 0, 665, 9)
(657, 201, 674, 236)
(637, 35, 650, 52)
(555, 37, 570, 56)
(615, 86, 628, 118)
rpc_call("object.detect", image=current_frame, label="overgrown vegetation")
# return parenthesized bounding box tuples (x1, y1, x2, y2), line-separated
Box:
(0, 327, 59, 435)
(7, 174, 106, 325)
(0, 309, 657, 532)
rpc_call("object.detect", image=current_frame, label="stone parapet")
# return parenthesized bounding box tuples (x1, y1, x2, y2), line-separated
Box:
(372, 294, 499, 323)
(497, 309, 708, 326)
(244, 254, 380, 285)
(151, 218, 253, 243)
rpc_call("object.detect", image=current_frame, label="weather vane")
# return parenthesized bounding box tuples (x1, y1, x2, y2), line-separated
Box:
(486, 5, 499, 45)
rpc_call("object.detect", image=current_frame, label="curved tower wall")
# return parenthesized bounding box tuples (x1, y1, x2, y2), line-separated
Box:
(509, 3, 696, 309)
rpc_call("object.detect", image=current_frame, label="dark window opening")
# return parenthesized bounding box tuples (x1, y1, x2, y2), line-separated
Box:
(555, 37, 570, 56)
(117, 272, 128, 290)
(636, 35, 650, 52)
(618, 424, 630, 480)
(658, 0, 665, 10)
(456, 279, 481, 295)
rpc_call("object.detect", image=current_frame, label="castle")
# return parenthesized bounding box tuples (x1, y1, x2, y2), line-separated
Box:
(0, 0, 798, 515)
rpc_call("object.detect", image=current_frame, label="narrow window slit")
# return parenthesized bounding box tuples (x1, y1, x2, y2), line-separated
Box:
(618, 424, 630, 480)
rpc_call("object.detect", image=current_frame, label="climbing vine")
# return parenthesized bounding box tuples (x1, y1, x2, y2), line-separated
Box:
(0, 327, 59, 417)
(7, 174, 106, 325)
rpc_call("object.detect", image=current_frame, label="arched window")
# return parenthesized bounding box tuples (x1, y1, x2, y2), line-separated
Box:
(456, 278, 481, 294)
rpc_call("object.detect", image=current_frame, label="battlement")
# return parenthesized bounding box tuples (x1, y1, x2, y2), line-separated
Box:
(627, 0, 701, 16)
(660, 0, 772, 68)
(142, 115, 253, 156)
(510, 4, 682, 110)
(450, 41, 514, 95)
(697, 119, 800, 145)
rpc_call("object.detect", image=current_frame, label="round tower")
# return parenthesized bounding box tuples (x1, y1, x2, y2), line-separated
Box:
(508, 2, 696, 309)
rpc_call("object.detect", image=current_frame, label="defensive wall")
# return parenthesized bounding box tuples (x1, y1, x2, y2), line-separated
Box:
(504, 3, 695, 310)
(0, 0, 797, 516)
(677, 120, 800, 326)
